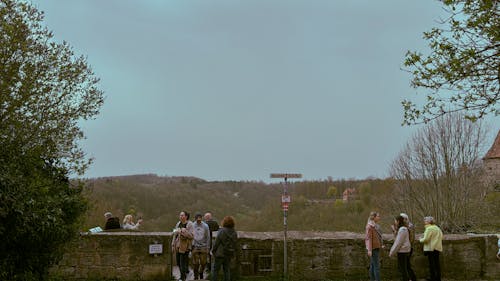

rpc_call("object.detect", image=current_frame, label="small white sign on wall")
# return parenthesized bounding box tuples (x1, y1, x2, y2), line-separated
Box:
(149, 244, 163, 255)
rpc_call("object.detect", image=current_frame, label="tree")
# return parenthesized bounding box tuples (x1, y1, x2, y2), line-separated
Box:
(326, 185, 337, 198)
(402, 0, 499, 125)
(389, 113, 489, 232)
(0, 0, 103, 279)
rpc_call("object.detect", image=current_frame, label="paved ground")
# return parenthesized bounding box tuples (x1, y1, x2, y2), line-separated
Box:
(172, 265, 210, 281)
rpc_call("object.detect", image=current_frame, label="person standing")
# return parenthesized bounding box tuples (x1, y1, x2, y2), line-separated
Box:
(389, 215, 411, 281)
(204, 211, 220, 274)
(497, 234, 500, 260)
(365, 211, 383, 281)
(192, 213, 210, 280)
(400, 213, 417, 281)
(211, 216, 237, 281)
(419, 216, 443, 281)
(172, 211, 194, 281)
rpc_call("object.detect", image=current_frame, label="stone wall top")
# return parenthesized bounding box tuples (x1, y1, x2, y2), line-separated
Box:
(82, 230, 498, 241)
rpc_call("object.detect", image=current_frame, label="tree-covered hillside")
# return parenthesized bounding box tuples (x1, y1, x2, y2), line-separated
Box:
(81, 174, 395, 233)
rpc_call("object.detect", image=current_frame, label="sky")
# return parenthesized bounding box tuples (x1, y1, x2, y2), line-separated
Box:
(29, 0, 498, 182)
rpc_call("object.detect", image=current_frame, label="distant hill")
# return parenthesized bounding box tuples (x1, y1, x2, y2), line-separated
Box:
(81, 174, 390, 233)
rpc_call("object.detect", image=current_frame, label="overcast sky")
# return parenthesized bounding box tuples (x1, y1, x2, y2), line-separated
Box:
(29, 1, 497, 182)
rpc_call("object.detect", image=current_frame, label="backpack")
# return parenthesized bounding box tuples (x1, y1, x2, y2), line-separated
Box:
(408, 223, 415, 244)
(223, 232, 237, 257)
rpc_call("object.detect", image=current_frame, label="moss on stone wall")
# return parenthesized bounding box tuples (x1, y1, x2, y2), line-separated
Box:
(50, 231, 500, 281)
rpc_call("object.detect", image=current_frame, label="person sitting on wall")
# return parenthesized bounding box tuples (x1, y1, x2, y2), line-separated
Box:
(122, 214, 143, 230)
(104, 212, 121, 230)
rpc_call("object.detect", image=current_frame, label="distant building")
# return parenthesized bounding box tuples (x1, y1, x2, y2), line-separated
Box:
(342, 188, 357, 201)
(483, 130, 500, 189)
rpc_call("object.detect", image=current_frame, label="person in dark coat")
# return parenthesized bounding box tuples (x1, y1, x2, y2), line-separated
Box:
(211, 216, 237, 281)
(104, 212, 120, 230)
(204, 211, 220, 275)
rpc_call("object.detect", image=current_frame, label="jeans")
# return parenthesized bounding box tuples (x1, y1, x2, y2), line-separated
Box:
(176, 252, 189, 281)
(397, 252, 410, 281)
(426, 250, 441, 281)
(369, 248, 381, 281)
(212, 256, 231, 281)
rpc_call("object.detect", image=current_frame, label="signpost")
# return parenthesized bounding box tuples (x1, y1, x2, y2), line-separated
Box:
(270, 173, 302, 281)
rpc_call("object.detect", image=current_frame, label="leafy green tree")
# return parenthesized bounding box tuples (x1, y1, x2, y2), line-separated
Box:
(402, 0, 499, 125)
(0, 0, 103, 279)
(326, 185, 337, 198)
(358, 182, 372, 206)
(0, 148, 87, 280)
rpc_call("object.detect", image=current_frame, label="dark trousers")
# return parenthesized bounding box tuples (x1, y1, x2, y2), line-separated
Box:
(176, 252, 189, 281)
(407, 248, 416, 281)
(426, 250, 441, 281)
(212, 256, 231, 281)
(397, 252, 410, 281)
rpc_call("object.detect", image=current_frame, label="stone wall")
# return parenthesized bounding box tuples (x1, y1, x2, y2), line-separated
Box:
(50, 231, 500, 281)
(50, 232, 172, 280)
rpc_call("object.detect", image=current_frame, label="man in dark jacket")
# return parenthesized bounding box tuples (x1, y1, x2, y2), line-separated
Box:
(104, 212, 121, 230)
(204, 211, 220, 276)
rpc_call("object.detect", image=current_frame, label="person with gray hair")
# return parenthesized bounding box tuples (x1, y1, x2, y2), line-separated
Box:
(419, 216, 443, 281)
(400, 213, 416, 281)
(104, 212, 120, 230)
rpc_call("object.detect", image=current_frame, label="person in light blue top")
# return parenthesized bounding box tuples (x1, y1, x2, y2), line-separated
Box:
(192, 213, 210, 280)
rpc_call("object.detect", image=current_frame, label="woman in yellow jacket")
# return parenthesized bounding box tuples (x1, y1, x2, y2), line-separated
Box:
(419, 216, 443, 281)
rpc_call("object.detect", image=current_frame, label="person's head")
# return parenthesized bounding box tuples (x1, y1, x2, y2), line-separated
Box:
(368, 211, 380, 223)
(179, 211, 188, 223)
(400, 213, 410, 223)
(395, 215, 405, 229)
(123, 214, 133, 224)
(424, 216, 435, 225)
(221, 216, 235, 228)
(104, 212, 113, 219)
(204, 211, 213, 221)
(195, 213, 203, 223)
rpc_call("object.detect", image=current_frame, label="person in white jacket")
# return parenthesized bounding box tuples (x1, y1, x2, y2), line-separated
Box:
(122, 214, 142, 230)
(389, 215, 412, 281)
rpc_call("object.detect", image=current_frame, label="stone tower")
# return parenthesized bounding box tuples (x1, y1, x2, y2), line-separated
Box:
(483, 129, 500, 189)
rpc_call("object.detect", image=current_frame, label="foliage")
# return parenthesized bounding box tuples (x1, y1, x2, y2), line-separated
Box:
(0, 0, 103, 279)
(402, 0, 499, 125)
(0, 0, 104, 175)
(0, 147, 87, 280)
(326, 185, 337, 198)
(82, 175, 400, 233)
(389, 113, 490, 232)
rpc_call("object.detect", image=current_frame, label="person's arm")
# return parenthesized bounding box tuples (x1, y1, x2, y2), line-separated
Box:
(419, 227, 432, 243)
(211, 230, 223, 255)
(171, 222, 179, 247)
(204, 225, 211, 251)
(365, 225, 373, 256)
